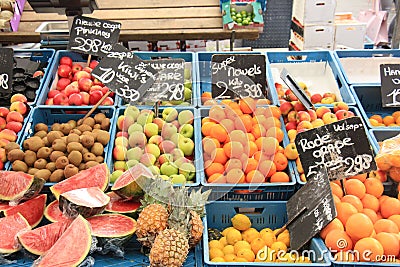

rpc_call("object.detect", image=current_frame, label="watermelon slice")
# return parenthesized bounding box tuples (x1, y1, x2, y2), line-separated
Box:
(44, 200, 68, 223)
(17, 219, 72, 255)
(105, 192, 141, 215)
(0, 213, 31, 254)
(3, 194, 47, 228)
(111, 164, 154, 199)
(59, 187, 110, 218)
(35, 215, 91, 267)
(0, 171, 44, 203)
(50, 163, 109, 200)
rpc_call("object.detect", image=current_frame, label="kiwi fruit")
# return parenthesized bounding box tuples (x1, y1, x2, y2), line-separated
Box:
(28, 168, 39, 175)
(85, 161, 99, 169)
(82, 117, 95, 128)
(77, 124, 92, 133)
(67, 133, 80, 143)
(51, 123, 61, 131)
(34, 130, 47, 139)
(93, 124, 101, 130)
(5, 142, 20, 154)
(64, 164, 79, 178)
(94, 113, 106, 124)
(12, 160, 28, 172)
(37, 147, 52, 159)
(55, 156, 69, 169)
(60, 123, 72, 135)
(70, 129, 82, 136)
(95, 156, 104, 163)
(91, 142, 104, 156)
(68, 150, 82, 167)
(50, 151, 65, 162)
(67, 142, 83, 153)
(67, 120, 77, 129)
(96, 130, 110, 146)
(83, 152, 96, 162)
(25, 136, 45, 152)
(34, 169, 51, 181)
(49, 169, 64, 183)
(7, 149, 24, 162)
(34, 158, 47, 169)
(79, 163, 86, 170)
(52, 139, 67, 152)
(42, 137, 50, 147)
(81, 147, 89, 155)
(34, 123, 48, 133)
(101, 118, 110, 130)
(80, 135, 94, 148)
(46, 162, 56, 172)
(24, 150, 37, 166)
(47, 131, 63, 144)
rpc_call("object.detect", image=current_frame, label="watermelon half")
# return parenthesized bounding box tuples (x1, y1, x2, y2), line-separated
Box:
(44, 200, 68, 223)
(17, 219, 72, 256)
(111, 163, 154, 199)
(35, 215, 91, 267)
(59, 187, 110, 218)
(50, 163, 109, 200)
(0, 213, 31, 254)
(3, 194, 47, 228)
(0, 171, 44, 203)
(105, 192, 141, 216)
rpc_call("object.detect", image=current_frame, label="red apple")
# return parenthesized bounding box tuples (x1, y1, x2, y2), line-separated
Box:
(48, 90, 59, 99)
(10, 94, 27, 103)
(0, 107, 9, 117)
(335, 109, 351, 120)
(80, 92, 90, 105)
(333, 101, 349, 113)
(78, 78, 93, 92)
(315, 106, 331, 118)
(57, 64, 72, 78)
(89, 90, 103, 105)
(33, 70, 44, 78)
(89, 85, 103, 92)
(116, 131, 129, 138)
(59, 56, 73, 67)
(9, 101, 27, 115)
(323, 92, 336, 101)
(310, 93, 323, 104)
(72, 63, 83, 74)
(92, 78, 103, 86)
(53, 93, 68, 105)
(297, 120, 313, 132)
(287, 110, 298, 123)
(68, 93, 83, 106)
(293, 101, 306, 112)
(101, 97, 114, 106)
(101, 86, 109, 95)
(45, 98, 54, 105)
(285, 121, 297, 131)
(89, 60, 99, 69)
(64, 83, 80, 97)
(0, 117, 6, 129)
(308, 109, 317, 121)
(6, 111, 24, 123)
(297, 111, 311, 122)
(6, 121, 23, 133)
(74, 70, 91, 81)
(56, 78, 71, 91)
(279, 101, 293, 116)
(83, 67, 92, 73)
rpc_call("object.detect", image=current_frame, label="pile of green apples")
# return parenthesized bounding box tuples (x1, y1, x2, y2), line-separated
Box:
(230, 7, 255, 26)
(111, 106, 196, 185)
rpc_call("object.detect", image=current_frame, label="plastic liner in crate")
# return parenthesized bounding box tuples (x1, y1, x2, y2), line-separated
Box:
(10, 106, 116, 186)
(196, 51, 276, 107)
(106, 106, 201, 187)
(203, 201, 330, 266)
(2, 235, 202, 267)
(197, 107, 296, 201)
(266, 50, 355, 107)
(10, 49, 55, 106)
(117, 51, 198, 107)
(37, 50, 120, 108)
(333, 49, 400, 85)
(350, 84, 400, 129)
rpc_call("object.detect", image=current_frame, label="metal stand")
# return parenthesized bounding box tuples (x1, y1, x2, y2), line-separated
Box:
(230, 30, 236, 51)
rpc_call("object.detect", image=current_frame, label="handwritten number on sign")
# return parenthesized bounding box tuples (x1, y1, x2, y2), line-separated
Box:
(244, 84, 263, 98)
(0, 74, 8, 90)
(119, 85, 140, 102)
(169, 84, 184, 101)
(72, 37, 113, 54)
(344, 154, 373, 177)
(215, 81, 230, 99)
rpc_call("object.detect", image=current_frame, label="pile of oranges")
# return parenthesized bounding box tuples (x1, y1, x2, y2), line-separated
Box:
(369, 111, 400, 127)
(201, 97, 291, 184)
(375, 135, 400, 183)
(322, 174, 400, 263)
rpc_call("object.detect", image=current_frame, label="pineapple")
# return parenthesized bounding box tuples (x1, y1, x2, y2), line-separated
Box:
(189, 210, 203, 248)
(136, 203, 168, 247)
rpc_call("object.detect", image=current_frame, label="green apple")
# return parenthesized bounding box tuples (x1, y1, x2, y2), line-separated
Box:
(126, 159, 139, 168)
(184, 68, 191, 80)
(184, 79, 192, 89)
(158, 153, 173, 165)
(178, 137, 194, 156)
(162, 107, 178, 122)
(114, 160, 127, 171)
(179, 124, 194, 138)
(171, 148, 185, 161)
(136, 112, 153, 126)
(148, 165, 160, 175)
(143, 123, 158, 138)
(171, 174, 186, 185)
(140, 153, 156, 167)
(124, 106, 140, 121)
(179, 162, 196, 181)
(159, 174, 170, 181)
(170, 132, 185, 146)
(145, 143, 161, 158)
(128, 123, 143, 135)
(126, 147, 143, 161)
(110, 170, 124, 183)
(178, 110, 194, 125)
(174, 157, 190, 167)
(184, 87, 192, 101)
(160, 162, 179, 176)
(128, 132, 147, 149)
(161, 123, 178, 140)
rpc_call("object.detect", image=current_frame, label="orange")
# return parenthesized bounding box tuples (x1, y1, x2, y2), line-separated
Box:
(354, 237, 384, 262)
(336, 202, 358, 225)
(379, 195, 390, 206)
(260, 231, 276, 247)
(392, 111, 400, 121)
(228, 101, 240, 110)
(228, 130, 248, 146)
(375, 232, 400, 257)
(349, 173, 367, 183)
(209, 105, 226, 123)
(247, 141, 258, 157)
(325, 229, 353, 251)
(320, 218, 344, 239)
(370, 114, 383, 123)
(273, 152, 288, 171)
(246, 133, 256, 142)
(330, 182, 344, 198)
(246, 170, 265, 183)
(260, 137, 279, 156)
(209, 124, 228, 143)
(388, 214, 400, 230)
(236, 248, 255, 262)
(201, 92, 212, 104)
(364, 178, 384, 198)
(345, 213, 374, 242)
(223, 141, 244, 159)
(203, 137, 220, 155)
(389, 150, 400, 167)
(225, 159, 242, 173)
(235, 114, 253, 133)
(380, 197, 400, 218)
(211, 148, 228, 165)
(344, 179, 366, 199)
(205, 162, 225, 177)
(270, 171, 290, 183)
(361, 194, 380, 213)
(251, 124, 266, 139)
(220, 118, 235, 133)
(333, 195, 341, 205)
(226, 168, 245, 184)
(208, 173, 226, 183)
(202, 121, 216, 136)
(242, 157, 258, 174)
(239, 97, 256, 114)
(389, 167, 400, 182)
(383, 115, 395, 126)
(257, 159, 276, 177)
(341, 195, 363, 212)
(233, 240, 251, 254)
(262, 116, 281, 129)
(269, 105, 282, 119)
(374, 219, 399, 233)
(250, 238, 266, 254)
(265, 127, 284, 143)
(362, 208, 379, 224)
(375, 154, 392, 171)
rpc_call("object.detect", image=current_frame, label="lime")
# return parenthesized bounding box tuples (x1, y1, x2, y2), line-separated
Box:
(232, 16, 237, 21)
(236, 13, 242, 18)
(230, 7, 236, 13)
(242, 20, 249, 26)
(110, 170, 124, 183)
(237, 23, 243, 26)
(236, 18, 242, 23)
(241, 10, 247, 15)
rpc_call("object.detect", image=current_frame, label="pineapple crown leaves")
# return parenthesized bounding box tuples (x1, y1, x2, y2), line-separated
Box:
(139, 177, 175, 209)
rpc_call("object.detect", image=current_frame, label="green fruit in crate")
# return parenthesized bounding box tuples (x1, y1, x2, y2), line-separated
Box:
(208, 228, 223, 241)
(0, 213, 31, 254)
(0, 171, 44, 203)
(184, 68, 191, 80)
(110, 170, 124, 183)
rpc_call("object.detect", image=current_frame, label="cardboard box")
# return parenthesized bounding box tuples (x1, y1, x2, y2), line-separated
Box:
(292, 0, 336, 26)
(221, 0, 265, 32)
(334, 13, 367, 50)
(290, 23, 335, 50)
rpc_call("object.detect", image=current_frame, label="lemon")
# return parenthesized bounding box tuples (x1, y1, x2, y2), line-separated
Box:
(226, 228, 242, 245)
(242, 228, 260, 243)
(271, 241, 287, 253)
(219, 236, 227, 247)
(234, 240, 251, 254)
(209, 239, 224, 250)
(260, 231, 276, 247)
(224, 254, 236, 262)
(237, 248, 255, 262)
(209, 248, 224, 260)
(222, 226, 235, 236)
(211, 257, 225, 262)
(231, 214, 251, 231)
(222, 245, 234, 255)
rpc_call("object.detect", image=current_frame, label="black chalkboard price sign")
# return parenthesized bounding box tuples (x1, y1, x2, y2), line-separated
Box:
(0, 48, 13, 93)
(287, 167, 336, 250)
(211, 54, 266, 99)
(380, 64, 400, 107)
(142, 58, 185, 102)
(68, 15, 121, 57)
(91, 44, 157, 104)
(294, 117, 377, 181)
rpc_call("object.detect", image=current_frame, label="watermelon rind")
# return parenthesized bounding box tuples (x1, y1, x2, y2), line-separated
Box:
(17, 219, 72, 256)
(0, 213, 31, 254)
(35, 215, 91, 267)
(4, 194, 47, 228)
(111, 164, 154, 199)
(59, 187, 110, 218)
(15, 177, 45, 204)
(44, 200, 67, 223)
(50, 163, 110, 200)
(105, 192, 141, 215)
(0, 171, 37, 202)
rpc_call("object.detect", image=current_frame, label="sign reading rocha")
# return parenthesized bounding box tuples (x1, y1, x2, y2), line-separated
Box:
(294, 117, 376, 180)
(68, 15, 121, 57)
(0, 48, 13, 93)
(380, 64, 400, 107)
(211, 54, 266, 99)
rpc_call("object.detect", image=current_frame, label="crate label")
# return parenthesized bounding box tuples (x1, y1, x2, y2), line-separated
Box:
(0, 48, 13, 93)
(91, 44, 157, 104)
(287, 168, 336, 250)
(68, 15, 121, 57)
(211, 54, 266, 99)
(141, 58, 185, 102)
(380, 64, 400, 107)
(295, 117, 376, 181)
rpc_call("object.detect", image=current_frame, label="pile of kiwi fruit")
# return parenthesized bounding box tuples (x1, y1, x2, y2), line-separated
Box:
(7, 112, 111, 183)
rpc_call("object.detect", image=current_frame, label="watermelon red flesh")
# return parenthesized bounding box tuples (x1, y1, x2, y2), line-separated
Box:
(105, 192, 141, 214)
(36, 215, 91, 267)
(0, 202, 10, 211)
(86, 214, 137, 237)
(0, 213, 31, 254)
(4, 194, 47, 228)
(17, 219, 72, 256)
(0, 171, 34, 201)
(44, 200, 68, 223)
(50, 163, 109, 200)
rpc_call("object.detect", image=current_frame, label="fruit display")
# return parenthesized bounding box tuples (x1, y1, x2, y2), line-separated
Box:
(369, 111, 400, 127)
(111, 106, 197, 185)
(44, 55, 115, 106)
(2, 194, 46, 227)
(0, 170, 44, 203)
(201, 98, 292, 184)
(321, 175, 400, 263)
(230, 7, 256, 26)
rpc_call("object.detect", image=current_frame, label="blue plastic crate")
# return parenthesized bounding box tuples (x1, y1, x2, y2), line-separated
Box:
(107, 106, 200, 187)
(196, 51, 276, 107)
(3, 235, 201, 267)
(9, 106, 116, 186)
(37, 50, 120, 108)
(266, 50, 355, 107)
(203, 201, 331, 266)
(197, 107, 296, 201)
(334, 49, 400, 85)
(117, 51, 198, 107)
